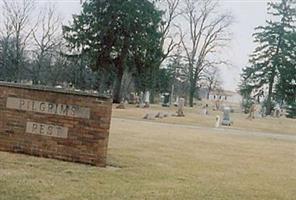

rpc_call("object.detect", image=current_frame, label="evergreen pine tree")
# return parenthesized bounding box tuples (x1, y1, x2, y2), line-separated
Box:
(240, 0, 296, 115)
(63, 0, 163, 103)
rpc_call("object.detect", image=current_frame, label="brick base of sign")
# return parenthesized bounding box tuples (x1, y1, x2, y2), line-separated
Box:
(0, 82, 112, 167)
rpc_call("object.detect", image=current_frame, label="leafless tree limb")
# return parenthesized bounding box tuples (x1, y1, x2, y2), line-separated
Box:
(0, 0, 35, 81)
(31, 5, 62, 84)
(178, 0, 233, 106)
(158, 0, 182, 63)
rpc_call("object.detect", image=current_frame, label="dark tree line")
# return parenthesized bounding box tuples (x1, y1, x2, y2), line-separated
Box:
(0, 0, 228, 104)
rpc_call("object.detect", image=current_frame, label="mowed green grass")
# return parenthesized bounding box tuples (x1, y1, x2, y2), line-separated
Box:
(0, 118, 296, 199)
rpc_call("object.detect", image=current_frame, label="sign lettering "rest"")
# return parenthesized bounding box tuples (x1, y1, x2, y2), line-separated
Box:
(26, 122, 68, 138)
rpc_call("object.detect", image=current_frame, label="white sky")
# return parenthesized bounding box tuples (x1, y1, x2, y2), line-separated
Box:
(219, 0, 270, 91)
(34, 0, 271, 91)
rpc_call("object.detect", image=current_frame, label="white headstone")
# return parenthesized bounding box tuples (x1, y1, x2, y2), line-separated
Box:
(221, 107, 231, 126)
(144, 91, 150, 103)
(177, 98, 185, 116)
(215, 115, 220, 128)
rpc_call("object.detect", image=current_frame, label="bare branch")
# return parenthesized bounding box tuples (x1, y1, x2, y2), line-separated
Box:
(157, 0, 181, 64)
(177, 0, 233, 106)
(31, 5, 63, 84)
(0, 0, 35, 81)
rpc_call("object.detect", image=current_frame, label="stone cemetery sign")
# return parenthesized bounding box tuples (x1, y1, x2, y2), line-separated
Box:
(0, 82, 112, 167)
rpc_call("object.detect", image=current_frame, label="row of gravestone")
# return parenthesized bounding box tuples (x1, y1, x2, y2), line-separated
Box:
(143, 112, 170, 120)
(143, 97, 233, 127)
(126, 92, 172, 107)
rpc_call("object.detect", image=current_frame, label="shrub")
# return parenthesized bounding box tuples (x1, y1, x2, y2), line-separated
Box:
(286, 102, 296, 119)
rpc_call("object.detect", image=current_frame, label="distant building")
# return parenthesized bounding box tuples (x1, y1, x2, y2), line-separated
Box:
(199, 88, 242, 104)
(209, 90, 242, 104)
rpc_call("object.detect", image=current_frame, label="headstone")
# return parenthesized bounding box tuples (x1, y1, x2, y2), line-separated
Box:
(215, 115, 220, 128)
(176, 97, 185, 117)
(202, 104, 209, 115)
(274, 103, 281, 118)
(247, 103, 256, 119)
(255, 104, 262, 118)
(155, 112, 163, 119)
(135, 94, 140, 105)
(144, 91, 150, 103)
(143, 113, 155, 120)
(144, 91, 150, 108)
(221, 107, 232, 126)
(174, 97, 179, 107)
(139, 91, 144, 105)
(136, 92, 145, 108)
(116, 101, 125, 109)
(129, 93, 137, 104)
(162, 93, 170, 107)
(215, 100, 221, 111)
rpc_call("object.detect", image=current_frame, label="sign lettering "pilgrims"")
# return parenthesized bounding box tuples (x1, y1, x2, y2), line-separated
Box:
(6, 97, 90, 119)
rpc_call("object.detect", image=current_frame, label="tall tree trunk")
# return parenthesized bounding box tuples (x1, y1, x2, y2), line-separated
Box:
(113, 70, 123, 103)
(170, 84, 174, 105)
(150, 90, 155, 104)
(189, 63, 195, 107)
(189, 84, 195, 107)
(149, 64, 158, 104)
(207, 86, 212, 100)
(265, 20, 283, 115)
(266, 69, 276, 115)
(113, 36, 129, 103)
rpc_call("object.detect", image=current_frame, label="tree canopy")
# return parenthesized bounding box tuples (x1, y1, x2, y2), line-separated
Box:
(239, 0, 296, 115)
(63, 0, 163, 102)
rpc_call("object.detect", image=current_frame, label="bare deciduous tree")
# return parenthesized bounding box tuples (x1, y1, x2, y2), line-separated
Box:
(201, 65, 223, 99)
(0, 0, 35, 81)
(179, 0, 232, 107)
(158, 0, 181, 62)
(149, 0, 182, 102)
(31, 6, 62, 84)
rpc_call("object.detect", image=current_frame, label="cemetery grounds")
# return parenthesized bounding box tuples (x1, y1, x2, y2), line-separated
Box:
(0, 102, 296, 200)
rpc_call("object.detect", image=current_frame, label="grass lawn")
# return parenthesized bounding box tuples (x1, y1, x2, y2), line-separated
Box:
(0, 105, 295, 200)
(113, 104, 296, 135)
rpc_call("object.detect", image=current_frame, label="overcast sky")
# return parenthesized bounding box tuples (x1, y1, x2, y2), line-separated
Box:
(36, 0, 271, 91)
